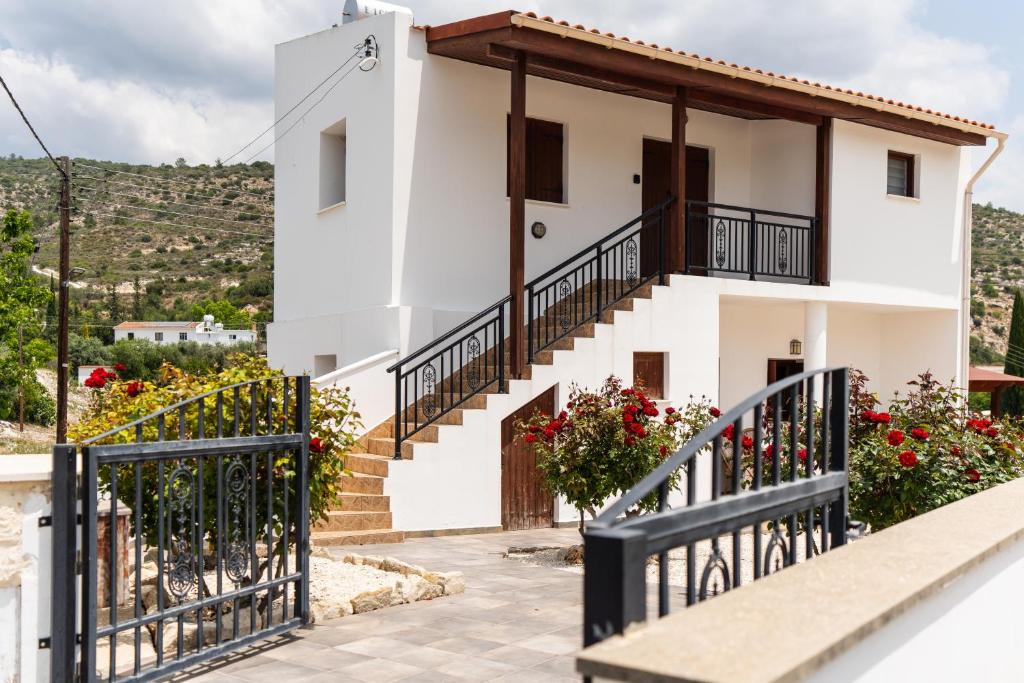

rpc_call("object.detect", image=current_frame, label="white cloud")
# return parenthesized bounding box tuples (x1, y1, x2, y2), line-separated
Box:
(0, 0, 1015, 207)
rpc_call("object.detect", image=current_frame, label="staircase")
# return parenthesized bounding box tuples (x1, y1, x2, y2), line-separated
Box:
(310, 280, 658, 547)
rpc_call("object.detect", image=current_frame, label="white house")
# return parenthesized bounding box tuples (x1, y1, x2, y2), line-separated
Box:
(113, 316, 256, 346)
(267, 7, 1006, 542)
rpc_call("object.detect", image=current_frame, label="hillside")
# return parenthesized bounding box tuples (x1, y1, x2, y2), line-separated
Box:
(971, 203, 1024, 364)
(0, 156, 274, 333)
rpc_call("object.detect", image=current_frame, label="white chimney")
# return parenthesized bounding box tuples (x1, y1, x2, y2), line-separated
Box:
(202, 314, 215, 332)
(215, 323, 224, 331)
(342, 0, 412, 24)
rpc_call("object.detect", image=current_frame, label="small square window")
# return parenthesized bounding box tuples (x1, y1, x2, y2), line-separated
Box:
(229, 334, 237, 340)
(179, 332, 188, 341)
(319, 119, 347, 209)
(127, 332, 134, 340)
(887, 151, 915, 198)
(154, 332, 163, 341)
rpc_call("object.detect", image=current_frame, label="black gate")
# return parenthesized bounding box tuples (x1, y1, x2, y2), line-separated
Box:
(583, 367, 850, 651)
(50, 376, 311, 682)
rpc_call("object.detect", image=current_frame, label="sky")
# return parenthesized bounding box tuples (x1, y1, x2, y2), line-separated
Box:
(0, 0, 1019, 210)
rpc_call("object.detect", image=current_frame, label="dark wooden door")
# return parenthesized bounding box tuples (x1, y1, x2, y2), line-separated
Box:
(767, 359, 804, 421)
(641, 141, 710, 277)
(633, 352, 666, 399)
(501, 387, 556, 531)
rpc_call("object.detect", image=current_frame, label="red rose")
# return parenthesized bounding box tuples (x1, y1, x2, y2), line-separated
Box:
(886, 430, 904, 446)
(709, 407, 721, 418)
(622, 388, 635, 396)
(528, 424, 540, 433)
(309, 437, 324, 454)
(861, 410, 876, 422)
(558, 411, 568, 420)
(84, 375, 105, 389)
(873, 412, 891, 424)
(986, 427, 999, 438)
(125, 381, 144, 398)
(741, 435, 754, 451)
(643, 406, 659, 417)
(629, 422, 645, 436)
(114, 362, 126, 372)
(665, 407, 676, 415)
(951, 446, 962, 456)
(798, 447, 808, 462)
(898, 450, 917, 468)
(965, 468, 981, 482)
(543, 427, 555, 439)
(659, 445, 669, 456)
(623, 412, 634, 424)
(722, 424, 735, 442)
(525, 433, 537, 443)
(624, 436, 636, 446)
(763, 443, 774, 459)
(910, 427, 929, 441)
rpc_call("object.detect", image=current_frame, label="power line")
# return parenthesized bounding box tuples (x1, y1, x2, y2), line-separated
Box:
(75, 162, 272, 201)
(76, 174, 272, 212)
(78, 196, 273, 231)
(0, 73, 64, 176)
(81, 211, 272, 240)
(74, 184, 272, 224)
(243, 56, 366, 164)
(220, 45, 363, 165)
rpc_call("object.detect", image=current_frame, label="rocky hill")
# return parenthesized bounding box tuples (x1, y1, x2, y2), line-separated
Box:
(0, 156, 274, 327)
(971, 203, 1024, 364)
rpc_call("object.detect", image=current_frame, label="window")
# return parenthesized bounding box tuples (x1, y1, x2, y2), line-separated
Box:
(179, 332, 188, 341)
(887, 151, 916, 198)
(154, 332, 163, 342)
(318, 119, 347, 209)
(229, 334, 237, 341)
(507, 116, 565, 204)
(126, 332, 134, 340)
(633, 352, 666, 399)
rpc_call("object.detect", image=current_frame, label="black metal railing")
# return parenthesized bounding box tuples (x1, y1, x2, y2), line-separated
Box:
(582, 367, 849, 650)
(685, 200, 816, 282)
(386, 296, 509, 459)
(50, 376, 311, 683)
(526, 197, 674, 362)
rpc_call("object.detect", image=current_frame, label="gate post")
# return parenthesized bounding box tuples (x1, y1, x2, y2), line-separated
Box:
(295, 376, 312, 624)
(582, 527, 647, 648)
(829, 367, 850, 548)
(50, 444, 78, 682)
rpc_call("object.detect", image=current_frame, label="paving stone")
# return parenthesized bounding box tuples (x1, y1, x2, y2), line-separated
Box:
(336, 657, 425, 682)
(432, 654, 520, 681)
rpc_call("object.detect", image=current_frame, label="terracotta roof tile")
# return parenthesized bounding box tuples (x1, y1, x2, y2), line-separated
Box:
(512, 11, 997, 131)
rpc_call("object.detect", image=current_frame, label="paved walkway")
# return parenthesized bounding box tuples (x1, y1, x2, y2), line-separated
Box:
(180, 528, 586, 682)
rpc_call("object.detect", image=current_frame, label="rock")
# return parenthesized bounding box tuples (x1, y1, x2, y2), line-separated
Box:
(436, 571, 465, 596)
(382, 557, 427, 577)
(558, 545, 585, 565)
(393, 575, 432, 603)
(350, 587, 393, 614)
(311, 545, 333, 560)
(138, 560, 159, 586)
(361, 555, 384, 569)
(147, 621, 198, 659)
(310, 596, 353, 623)
(342, 554, 363, 565)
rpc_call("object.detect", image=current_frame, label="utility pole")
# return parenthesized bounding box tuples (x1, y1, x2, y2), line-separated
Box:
(55, 156, 71, 444)
(17, 325, 24, 432)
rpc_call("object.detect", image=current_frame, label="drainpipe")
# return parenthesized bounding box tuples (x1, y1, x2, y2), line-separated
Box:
(961, 134, 1007, 393)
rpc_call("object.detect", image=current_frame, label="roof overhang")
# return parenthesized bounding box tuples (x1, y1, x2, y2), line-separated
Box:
(425, 11, 1005, 146)
(968, 367, 1024, 392)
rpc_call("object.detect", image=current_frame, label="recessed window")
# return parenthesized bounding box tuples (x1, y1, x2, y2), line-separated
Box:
(319, 119, 347, 210)
(229, 334, 237, 340)
(154, 332, 163, 342)
(179, 332, 188, 341)
(633, 352, 666, 399)
(887, 151, 916, 198)
(507, 116, 565, 204)
(126, 332, 134, 340)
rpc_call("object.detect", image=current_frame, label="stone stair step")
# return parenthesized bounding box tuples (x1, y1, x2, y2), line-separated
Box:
(334, 493, 391, 512)
(340, 472, 384, 495)
(367, 436, 414, 460)
(314, 510, 393, 533)
(345, 452, 390, 477)
(312, 529, 406, 546)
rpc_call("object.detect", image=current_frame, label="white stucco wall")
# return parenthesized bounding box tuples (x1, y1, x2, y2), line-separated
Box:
(807, 536, 1024, 683)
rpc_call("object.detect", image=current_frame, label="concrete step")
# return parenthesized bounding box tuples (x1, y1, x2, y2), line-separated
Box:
(345, 452, 390, 477)
(340, 472, 384, 495)
(314, 510, 393, 533)
(311, 529, 406, 546)
(367, 436, 414, 460)
(334, 493, 391, 512)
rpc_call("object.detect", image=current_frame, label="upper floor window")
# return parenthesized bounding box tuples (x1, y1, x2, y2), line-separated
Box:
(507, 116, 565, 204)
(179, 332, 188, 341)
(126, 332, 134, 340)
(154, 332, 163, 341)
(887, 151, 916, 198)
(319, 119, 347, 210)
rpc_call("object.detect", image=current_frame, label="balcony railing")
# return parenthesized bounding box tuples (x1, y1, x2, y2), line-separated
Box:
(685, 200, 816, 282)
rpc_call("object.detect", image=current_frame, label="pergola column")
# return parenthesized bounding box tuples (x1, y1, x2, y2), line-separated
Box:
(814, 118, 832, 285)
(670, 86, 688, 273)
(509, 51, 527, 378)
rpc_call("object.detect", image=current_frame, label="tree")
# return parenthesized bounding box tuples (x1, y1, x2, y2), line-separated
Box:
(189, 299, 252, 329)
(174, 157, 188, 168)
(1002, 289, 1024, 416)
(131, 276, 143, 321)
(106, 284, 122, 323)
(0, 209, 55, 424)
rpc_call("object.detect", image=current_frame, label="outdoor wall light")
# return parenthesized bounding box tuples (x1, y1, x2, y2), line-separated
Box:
(531, 221, 547, 239)
(790, 339, 802, 356)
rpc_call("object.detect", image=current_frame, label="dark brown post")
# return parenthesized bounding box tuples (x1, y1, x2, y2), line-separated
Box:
(56, 155, 71, 443)
(670, 86, 688, 273)
(991, 387, 1003, 418)
(814, 118, 832, 285)
(509, 51, 527, 378)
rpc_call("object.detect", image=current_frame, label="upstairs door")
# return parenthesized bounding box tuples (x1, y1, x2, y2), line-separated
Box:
(500, 387, 556, 531)
(641, 140, 710, 278)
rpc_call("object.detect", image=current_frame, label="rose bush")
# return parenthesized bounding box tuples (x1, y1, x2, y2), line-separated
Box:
(849, 371, 1024, 530)
(516, 376, 716, 531)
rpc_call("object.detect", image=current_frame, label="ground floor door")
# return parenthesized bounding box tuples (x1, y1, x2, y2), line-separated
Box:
(768, 359, 804, 421)
(501, 387, 555, 531)
(641, 140, 711, 277)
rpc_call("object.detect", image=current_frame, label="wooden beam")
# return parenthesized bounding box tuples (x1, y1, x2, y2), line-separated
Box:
(670, 86, 687, 274)
(425, 11, 514, 42)
(992, 387, 1003, 418)
(688, 90, 823, 126)
(815, 117, 832, 285)
(509, 51, 527, 378)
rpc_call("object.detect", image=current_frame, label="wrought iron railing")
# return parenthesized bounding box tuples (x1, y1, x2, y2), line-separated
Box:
(582, 367, 849, 651)
(51, 376, 311, 682)
(685, 200, 816, 281)
(526, 197, 674, 362)
(386, 296, 509, 459)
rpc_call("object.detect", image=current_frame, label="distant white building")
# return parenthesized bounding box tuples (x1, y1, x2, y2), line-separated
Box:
(113, 316, 256, 346)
